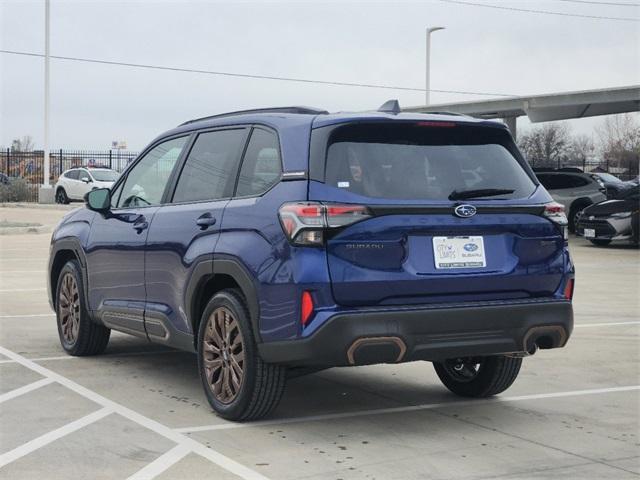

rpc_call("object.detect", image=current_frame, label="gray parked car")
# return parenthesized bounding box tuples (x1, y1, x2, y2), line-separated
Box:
(535, 171, 607, 231)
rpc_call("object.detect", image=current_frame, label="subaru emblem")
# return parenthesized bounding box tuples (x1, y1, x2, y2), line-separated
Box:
(464, 243, 478, 252)
(454, 204, 477, 218)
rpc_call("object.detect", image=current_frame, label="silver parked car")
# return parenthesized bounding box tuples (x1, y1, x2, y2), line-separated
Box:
(535, 171, 607, 232)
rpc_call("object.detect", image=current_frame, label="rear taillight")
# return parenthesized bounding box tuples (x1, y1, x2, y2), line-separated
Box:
(543, 202, 569, 241)
(278, 202, 372, 246)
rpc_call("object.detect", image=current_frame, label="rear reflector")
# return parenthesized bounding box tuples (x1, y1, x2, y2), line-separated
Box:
(301, 291, 314, 326)
(563, 279, 574, 300)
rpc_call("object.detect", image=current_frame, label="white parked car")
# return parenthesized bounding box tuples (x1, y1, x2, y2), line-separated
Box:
(54, 167, 119, 204)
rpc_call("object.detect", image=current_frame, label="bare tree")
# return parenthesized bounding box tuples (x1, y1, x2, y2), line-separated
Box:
(567, 134, 594, 170)
(10, 135, 34, 152)
(596, 114, 640, 178)
(518, 123, 571, 168)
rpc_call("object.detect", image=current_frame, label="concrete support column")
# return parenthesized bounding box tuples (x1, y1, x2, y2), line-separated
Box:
(504, 116, 517, 140)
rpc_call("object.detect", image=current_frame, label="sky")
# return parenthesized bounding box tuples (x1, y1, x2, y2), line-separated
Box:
(1, 0, 639, 151)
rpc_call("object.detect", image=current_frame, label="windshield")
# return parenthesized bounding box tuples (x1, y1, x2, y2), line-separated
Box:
(321, 123, 536, 201)
(594, 173, 622, 183)
(90, 170, 119, 182)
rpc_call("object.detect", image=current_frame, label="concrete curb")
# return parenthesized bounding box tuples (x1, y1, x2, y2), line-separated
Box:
(0, 225, 52, 235)
(0, 202, 76, 211)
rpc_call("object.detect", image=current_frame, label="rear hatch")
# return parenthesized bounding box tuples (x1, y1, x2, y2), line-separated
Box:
(308, 120, 565, 306)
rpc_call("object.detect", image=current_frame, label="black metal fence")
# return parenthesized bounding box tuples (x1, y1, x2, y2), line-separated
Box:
(0, 149, 139, 202)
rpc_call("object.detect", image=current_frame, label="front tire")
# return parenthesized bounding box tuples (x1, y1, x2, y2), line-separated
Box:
(433, 355, 522, 397)
(56, 260, 110, 356)
(197, 289, 286, 421)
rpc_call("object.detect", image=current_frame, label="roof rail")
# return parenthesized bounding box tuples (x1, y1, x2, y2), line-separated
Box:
(180, 106, 328, 126)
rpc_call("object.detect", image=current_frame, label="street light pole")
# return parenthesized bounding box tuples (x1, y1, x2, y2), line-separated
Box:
(425, 26, 445, 106)
(39, 0, 54, 202)
(44, 0, 50, 188)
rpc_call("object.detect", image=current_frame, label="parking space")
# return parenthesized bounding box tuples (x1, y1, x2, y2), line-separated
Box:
(1, 205, 638, 479)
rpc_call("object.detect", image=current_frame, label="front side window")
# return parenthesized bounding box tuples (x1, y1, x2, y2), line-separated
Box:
(117, 136, 187, 208)
(236, 128, 281, 197)
(172, 129, 247, 203)
(78, 169, 91, 182)
(321, 123, 536, 201)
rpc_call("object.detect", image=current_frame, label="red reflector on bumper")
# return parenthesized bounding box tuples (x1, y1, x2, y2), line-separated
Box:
(563, 279, 574, 300)
(301, 291, 314, 326)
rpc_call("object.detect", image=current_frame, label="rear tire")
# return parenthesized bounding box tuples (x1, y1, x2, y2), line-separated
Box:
(589, 239, 611, 247)
(569, 202, 589, 233)
(433, 355, 522, 397)
(56, 260, 110, 356)
(56, 188, 69, 204)
(197, 289, 287, 421)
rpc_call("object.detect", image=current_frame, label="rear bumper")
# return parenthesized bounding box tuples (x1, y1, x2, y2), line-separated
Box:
(258, 299, 573, 367)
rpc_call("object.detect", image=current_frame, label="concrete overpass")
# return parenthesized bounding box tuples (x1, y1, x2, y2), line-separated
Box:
(404, 85, 640, 139)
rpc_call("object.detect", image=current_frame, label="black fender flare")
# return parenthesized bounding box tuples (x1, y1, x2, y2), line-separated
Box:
(48, 238, 90, 312)
(185, 255, 261, 343)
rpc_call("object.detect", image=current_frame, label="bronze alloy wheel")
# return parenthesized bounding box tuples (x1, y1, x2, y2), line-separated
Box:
(58, 272, 80, 345)
(202, 306, 245, 404)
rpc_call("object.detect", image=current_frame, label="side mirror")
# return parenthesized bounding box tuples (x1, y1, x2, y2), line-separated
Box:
(86, 188, 111, 212)
(81, 177, 91, 183)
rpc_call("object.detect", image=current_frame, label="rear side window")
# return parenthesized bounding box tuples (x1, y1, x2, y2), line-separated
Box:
(65, 170, 78, 180)
(173, 129, 247, 203)
(319, 123, 535, 201)
(538, 174, 588, 190)
(236, 128, 281, 197)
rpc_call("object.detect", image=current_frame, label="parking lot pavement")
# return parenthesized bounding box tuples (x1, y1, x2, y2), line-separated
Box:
(1, 205, 639, 479)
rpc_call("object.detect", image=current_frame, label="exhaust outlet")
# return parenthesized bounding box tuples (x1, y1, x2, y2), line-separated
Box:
(347, 336, 407, 366)
(523, 325, 568, 354)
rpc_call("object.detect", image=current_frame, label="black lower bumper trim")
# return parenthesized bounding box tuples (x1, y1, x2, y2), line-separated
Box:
(258, 300, 573, 367)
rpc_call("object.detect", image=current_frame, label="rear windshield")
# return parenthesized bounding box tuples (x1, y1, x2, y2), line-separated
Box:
(319, 123, 536, 201)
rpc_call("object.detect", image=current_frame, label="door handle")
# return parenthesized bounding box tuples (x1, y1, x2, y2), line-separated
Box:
(133, 217, 148, 233)
(196, 213, 217, 229)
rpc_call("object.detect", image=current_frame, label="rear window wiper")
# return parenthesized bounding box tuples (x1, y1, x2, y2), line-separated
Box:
(448, 188, 515, 200)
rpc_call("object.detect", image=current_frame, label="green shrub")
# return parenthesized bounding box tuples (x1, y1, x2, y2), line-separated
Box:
(0, 178, 33, 202)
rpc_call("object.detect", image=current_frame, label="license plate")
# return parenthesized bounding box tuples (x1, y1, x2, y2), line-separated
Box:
(584, 228, 596, 238)
(433, 236, 486, 269)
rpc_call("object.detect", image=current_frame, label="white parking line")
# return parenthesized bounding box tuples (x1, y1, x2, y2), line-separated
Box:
(0, 350, 183, 365)
(576, 321, 640, 328)
(0, 313, 54, 318)
(0, 408, 112, 468)
(0, 271, 46, 274)
(0, 258, 48, 261)
(0, 289, 46, 293)
(0, 378, 54, 403)
(126, 444, 191, 480)
(175, 385, 640, 434)
(0, 345, 269, 480)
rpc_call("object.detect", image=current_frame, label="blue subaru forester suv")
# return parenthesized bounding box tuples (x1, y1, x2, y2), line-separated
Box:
(48, 103, 574, 420)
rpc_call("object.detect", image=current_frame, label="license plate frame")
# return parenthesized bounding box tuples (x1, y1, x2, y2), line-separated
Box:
(584, 228, 596, 238)
(433, 236, 487, 269)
